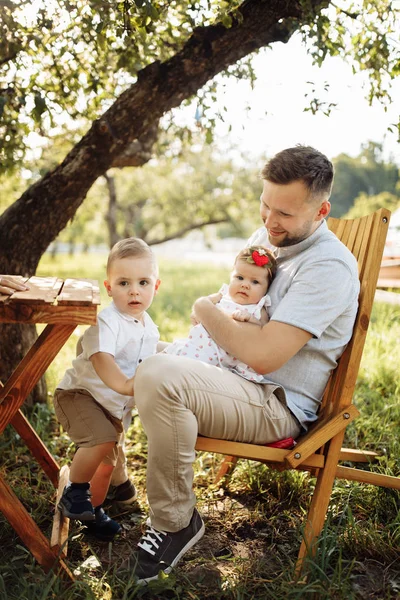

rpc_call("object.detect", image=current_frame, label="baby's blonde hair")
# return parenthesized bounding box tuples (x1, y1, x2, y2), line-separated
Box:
(236, 246, 277, 280)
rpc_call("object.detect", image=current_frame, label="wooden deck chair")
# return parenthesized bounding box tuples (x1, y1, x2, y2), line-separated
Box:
(195, 208, 400, 575)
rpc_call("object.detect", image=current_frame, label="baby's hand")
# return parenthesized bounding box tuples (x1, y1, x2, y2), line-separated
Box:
(232, 309, 251, 322)
(232, 310, 261, 325)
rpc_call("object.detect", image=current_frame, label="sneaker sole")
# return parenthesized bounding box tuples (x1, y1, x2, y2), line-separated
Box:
(58, 503, 95, 521)
(137, 519, 205, 585)
(113, 494, 138, 505)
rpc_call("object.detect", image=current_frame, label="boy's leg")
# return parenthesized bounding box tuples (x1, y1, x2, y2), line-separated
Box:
(90, 461, 115, 507)
(84, 460, 122, 541)
(59, 442, 115, 520)
(134, 354, 300, 533)
(53, 389, 122, 520)
(110, 431, 129, 487)
(109, 411, 138, 503)
(70, 442, 116, 483)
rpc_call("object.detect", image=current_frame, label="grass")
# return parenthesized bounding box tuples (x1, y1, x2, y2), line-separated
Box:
(0, 252, 399, 599)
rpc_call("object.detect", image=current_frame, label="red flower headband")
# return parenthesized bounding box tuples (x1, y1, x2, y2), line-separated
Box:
(251, 250, 270, 267)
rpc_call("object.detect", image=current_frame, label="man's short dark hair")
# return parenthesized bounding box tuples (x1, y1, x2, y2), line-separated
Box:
(261, 145, 334, 202)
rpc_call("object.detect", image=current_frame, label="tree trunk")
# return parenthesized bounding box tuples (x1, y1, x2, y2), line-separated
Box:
(0, 0, 329, 398)
(104, 173, 119, 248)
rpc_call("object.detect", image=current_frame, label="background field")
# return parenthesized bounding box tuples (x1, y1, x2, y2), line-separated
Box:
(0, 254, 399, 600)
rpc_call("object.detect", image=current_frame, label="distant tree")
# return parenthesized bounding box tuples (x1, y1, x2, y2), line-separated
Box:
(345, 191, 400, 219)
(330, 141, 399, 217)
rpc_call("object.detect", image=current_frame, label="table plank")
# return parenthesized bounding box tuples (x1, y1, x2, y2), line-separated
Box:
(0, 275, 29, 303)
(8, 276, 62, 305)
(58, 278, 101, 306)
(0, 303, 97, 325)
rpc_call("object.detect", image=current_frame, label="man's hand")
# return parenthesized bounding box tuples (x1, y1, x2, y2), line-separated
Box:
(190, 292, 222, 325)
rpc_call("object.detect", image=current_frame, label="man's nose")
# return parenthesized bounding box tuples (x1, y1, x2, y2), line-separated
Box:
(264, 211, 276, 228)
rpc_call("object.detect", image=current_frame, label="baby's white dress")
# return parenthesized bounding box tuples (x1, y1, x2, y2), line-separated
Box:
(164, 284, 271, 382)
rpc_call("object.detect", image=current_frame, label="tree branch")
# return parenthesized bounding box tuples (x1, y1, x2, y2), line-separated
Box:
(0, 0, 332, 274)
(146, 218, 230, 246)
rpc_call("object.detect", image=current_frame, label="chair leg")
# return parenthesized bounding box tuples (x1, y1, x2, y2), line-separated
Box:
(214, 455, 239, 484)
(295, 435, 344, 577)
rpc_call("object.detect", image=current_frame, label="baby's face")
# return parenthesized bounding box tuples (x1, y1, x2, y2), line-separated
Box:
(228, 260, 270, 305)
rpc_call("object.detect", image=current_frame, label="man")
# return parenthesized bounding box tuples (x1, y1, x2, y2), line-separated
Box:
(130, 145, 360, 584)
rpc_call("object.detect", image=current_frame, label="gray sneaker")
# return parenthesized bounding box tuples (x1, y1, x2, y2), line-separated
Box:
(107, 479, 137, 505)
(132, 509, 205, 584)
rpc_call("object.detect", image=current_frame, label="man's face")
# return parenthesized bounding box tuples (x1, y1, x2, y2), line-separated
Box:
(260, 180, 330, 248)
(104, 256, 160, 321)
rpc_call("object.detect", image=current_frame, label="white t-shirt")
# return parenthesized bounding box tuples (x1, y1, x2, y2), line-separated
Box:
(57, 302, 159, 419)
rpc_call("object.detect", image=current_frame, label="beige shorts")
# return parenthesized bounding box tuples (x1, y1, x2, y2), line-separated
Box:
(53, 388, 123, 465)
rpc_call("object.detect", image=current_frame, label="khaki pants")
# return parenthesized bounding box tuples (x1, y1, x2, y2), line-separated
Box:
(134, 354, 301, 533)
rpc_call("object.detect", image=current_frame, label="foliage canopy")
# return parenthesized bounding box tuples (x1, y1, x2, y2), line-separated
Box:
(1, 0, 398, 174)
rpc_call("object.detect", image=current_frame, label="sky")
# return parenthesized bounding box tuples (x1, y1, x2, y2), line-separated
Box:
(177, 32, 400, 165)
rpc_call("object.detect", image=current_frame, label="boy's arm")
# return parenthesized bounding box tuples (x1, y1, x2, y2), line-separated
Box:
(90, 352, 135, 396)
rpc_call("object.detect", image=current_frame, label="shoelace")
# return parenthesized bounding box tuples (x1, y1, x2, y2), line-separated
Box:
(138, 525, 167, 556)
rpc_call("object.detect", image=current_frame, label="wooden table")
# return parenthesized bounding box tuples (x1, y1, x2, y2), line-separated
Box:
(0, 275, 100, 579)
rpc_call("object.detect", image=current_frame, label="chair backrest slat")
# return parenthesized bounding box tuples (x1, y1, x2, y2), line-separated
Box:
(319, 209, 390, 417)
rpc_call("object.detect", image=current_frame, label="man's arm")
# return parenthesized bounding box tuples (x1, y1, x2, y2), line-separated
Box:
(90, 352, 135, 396)
(193, 296, 311, 374)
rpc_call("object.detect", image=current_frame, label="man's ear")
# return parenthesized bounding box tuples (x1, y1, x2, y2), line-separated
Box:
(104, 279, 112, 297)
(316, 200, 331, 221)
(154, 279, 161, 293)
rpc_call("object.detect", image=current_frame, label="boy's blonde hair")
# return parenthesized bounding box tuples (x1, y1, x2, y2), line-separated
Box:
(236, 246, 277, 281)
(107, 238, 158, 275)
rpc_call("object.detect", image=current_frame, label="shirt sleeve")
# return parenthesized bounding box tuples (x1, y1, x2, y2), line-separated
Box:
(82, 312, 119, 358)
(270, 259, 359, 338)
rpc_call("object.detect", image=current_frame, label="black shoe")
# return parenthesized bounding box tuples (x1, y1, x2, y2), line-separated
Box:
(132, 508, 205, 584)
(58, 483, 95, 521)
(107, 480, 137, 505)
(83, 506, 122, 541)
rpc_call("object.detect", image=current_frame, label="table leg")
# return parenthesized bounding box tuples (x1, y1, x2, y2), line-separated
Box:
(0, 323, 76, 434)
(0, 473, 74, 580)
(11, 409, 60, 487)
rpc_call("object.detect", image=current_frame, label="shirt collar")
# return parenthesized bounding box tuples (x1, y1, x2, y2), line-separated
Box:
(110, 301, 145, 325)
(274, 220, 328, 261)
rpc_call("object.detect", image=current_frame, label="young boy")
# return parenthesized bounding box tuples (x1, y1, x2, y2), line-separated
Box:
(54, 238, 160, 540)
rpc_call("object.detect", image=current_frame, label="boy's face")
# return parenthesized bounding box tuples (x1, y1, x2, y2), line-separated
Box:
(228, 260, 270, 305)
(104, 255, 160, 321)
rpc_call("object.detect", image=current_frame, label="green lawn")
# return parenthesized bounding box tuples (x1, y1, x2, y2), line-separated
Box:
(0, 253, 399, 599)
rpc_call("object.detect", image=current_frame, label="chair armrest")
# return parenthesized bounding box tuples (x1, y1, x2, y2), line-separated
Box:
(285, 404, 359, 469)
